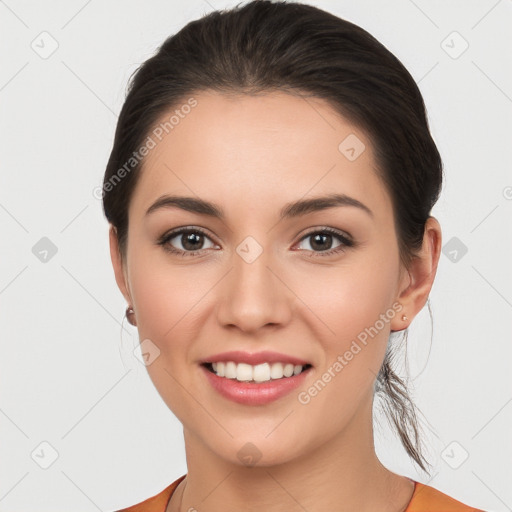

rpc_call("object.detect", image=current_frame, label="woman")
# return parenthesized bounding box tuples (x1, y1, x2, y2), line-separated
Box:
(103, 1, 485, 510)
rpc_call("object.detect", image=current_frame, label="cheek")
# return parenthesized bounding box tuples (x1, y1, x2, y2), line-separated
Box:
(127, 234, 206, 318)
(130, 265, 206, 346)
(303, 253, 400, 341)
(297, 250, 400, 395)
(291, 260, 399, 430)
(126, 256, 211, 420)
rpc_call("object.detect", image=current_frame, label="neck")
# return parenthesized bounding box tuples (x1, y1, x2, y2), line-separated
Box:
(168, 394, 415, 512)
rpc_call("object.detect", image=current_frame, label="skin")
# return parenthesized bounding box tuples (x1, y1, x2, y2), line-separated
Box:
(110, 90, 442, 512)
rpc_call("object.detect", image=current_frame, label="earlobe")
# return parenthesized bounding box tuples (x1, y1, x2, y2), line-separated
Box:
(109, 225, 132, 305)
(390, 217, 442, 331)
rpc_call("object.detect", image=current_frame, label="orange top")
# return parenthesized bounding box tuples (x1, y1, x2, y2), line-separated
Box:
(116, 474, 485, 512)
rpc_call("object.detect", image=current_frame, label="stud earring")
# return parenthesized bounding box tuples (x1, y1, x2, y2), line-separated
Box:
(402, 314, 408, 321)
(126, 305, 137, 326)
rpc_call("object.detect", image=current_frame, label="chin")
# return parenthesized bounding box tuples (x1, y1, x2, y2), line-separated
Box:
(208, 435, 306, 469)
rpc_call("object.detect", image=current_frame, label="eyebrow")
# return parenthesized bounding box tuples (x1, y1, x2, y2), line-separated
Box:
(145, 193, 373, 220)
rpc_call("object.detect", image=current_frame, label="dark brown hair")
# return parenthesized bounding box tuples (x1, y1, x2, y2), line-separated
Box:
(103, 0, 442, 474)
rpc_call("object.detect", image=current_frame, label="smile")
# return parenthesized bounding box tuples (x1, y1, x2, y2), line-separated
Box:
(203, 361, 312, 382)
(200, 362, 313, 405)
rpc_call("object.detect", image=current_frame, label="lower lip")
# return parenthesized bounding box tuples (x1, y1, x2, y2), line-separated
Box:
(200, 364, 312, 405)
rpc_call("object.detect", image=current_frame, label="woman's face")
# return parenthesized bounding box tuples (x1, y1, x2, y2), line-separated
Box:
(113, 90, 411, 466)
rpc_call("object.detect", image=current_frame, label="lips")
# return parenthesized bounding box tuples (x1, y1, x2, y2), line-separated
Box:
(200, 350, 312, 367)
(200, 363, 312, 405)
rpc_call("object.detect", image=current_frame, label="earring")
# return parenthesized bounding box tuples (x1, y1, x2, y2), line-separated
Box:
(402, 314, 408, 321)
(126, 305, 137, 326)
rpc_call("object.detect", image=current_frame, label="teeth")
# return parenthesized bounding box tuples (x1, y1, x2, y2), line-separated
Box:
(208, 361, 307, 382)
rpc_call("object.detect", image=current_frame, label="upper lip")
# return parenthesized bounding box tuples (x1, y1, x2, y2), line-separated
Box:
(200, 350, 312, 366)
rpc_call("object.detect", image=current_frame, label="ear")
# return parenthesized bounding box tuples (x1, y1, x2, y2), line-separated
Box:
(109, 225, 132, 305)
(390, 216, 442, 331)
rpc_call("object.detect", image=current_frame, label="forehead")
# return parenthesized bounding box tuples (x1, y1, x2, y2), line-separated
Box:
(129, 90, 392, 222)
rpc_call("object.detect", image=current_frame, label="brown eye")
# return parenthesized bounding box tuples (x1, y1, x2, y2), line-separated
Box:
(158, 227, 217, 256)
(295, 228, 354, 258)
(177, 231, 206, 251)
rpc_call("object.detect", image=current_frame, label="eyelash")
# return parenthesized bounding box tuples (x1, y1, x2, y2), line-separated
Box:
(157, 226, 355, 258)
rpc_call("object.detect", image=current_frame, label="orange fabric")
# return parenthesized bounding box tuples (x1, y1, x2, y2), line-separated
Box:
(404, 482, 484, 511)
(116, 474, 485, 512)
(116, 475, 185, 512)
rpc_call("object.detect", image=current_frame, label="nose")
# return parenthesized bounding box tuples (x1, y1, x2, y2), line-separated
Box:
(216, 243, 293, 334)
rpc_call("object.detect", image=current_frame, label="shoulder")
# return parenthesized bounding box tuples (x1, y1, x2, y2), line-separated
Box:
(405, 481, 486, 512)
(115, 474, 187, 512)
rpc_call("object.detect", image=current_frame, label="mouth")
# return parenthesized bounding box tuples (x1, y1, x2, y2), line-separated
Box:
(201, 361, 313, 383)
(200, 360, 313, 405)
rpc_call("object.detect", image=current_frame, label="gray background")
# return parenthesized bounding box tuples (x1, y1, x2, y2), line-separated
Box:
(1, 0, 511, 510)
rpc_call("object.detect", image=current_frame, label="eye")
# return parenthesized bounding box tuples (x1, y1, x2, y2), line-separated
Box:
(294, 227, 354, 258)
(157, 227, 218, 257)
(157, 226, 355, 258)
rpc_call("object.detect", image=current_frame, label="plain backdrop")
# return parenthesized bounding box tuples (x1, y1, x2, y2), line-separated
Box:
(1, 0, 511, 511)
